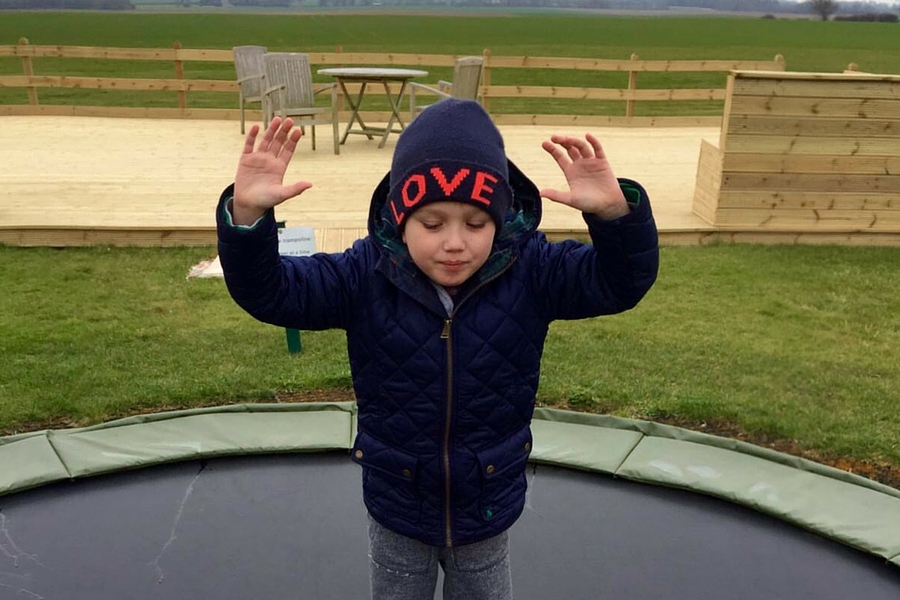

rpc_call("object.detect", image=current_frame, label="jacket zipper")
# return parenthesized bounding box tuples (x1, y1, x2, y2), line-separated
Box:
(441, 317, 453, 547)
(439, 254, 517, 548)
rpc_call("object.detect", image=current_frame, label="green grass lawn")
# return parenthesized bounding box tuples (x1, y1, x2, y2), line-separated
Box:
(2, 244, 899, 482)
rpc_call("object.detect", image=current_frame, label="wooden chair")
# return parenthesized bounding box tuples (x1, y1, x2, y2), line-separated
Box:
(262, 52, 340, 155)
(408, 56, 484, 120)
(232, 45, 267, 134)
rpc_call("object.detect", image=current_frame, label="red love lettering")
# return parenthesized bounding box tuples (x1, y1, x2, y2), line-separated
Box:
(470, 171, 498, 206)
(430, 167, 470, 196)
(402, 174, 427, 207)
(389, 199, 405, 225)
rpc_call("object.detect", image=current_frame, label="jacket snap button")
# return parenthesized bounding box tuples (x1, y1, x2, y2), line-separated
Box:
(486, 465, 495, 474)
(402, 468, 411, 478)
(355, 450, 363, 459)
(524, 442, 531, 452)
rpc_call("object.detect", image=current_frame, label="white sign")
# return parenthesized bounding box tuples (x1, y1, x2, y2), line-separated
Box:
(188, 225, 318, 279)
(277, 226, 317, 256)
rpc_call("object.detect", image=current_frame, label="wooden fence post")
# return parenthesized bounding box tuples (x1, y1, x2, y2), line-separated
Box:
(174, 42, 186, 113)
(481, 48, 491, 113)
(19, 37, 38, 106)
(626, 53, 639, 118)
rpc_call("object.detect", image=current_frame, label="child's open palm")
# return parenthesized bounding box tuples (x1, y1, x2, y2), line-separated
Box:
(232, 117, 312, 225)
(540, 133, 630, 220)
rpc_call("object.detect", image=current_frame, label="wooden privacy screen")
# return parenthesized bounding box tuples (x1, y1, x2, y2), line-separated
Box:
(693, 70, 900, 233)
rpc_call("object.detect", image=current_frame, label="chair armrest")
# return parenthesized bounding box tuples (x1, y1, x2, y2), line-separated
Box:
(237, 74, 264, 85)
(408, 82, 452, 99)
(312, 82, 337, 95)
(262, 83, 285, 97)
(437, 80, 452, 94)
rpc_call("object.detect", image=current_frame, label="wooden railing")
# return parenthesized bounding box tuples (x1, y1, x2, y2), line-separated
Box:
(0, 38, 788, 126)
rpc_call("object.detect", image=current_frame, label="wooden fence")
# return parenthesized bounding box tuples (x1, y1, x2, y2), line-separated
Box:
(0, 39, 787, 127)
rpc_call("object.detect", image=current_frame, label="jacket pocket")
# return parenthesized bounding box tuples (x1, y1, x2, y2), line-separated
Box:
(475, 427, 533, 523)
(352, 430, 421, 523)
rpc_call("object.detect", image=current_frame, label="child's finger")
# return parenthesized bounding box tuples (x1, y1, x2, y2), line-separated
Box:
(272, 118, 294, 152)
(259, 117, 282, 152)
(585, 132, 606, 159)
(280, 180, 314, 202)
(242, 125, 260, 155)
(553, 135, 588, 162)
(278, 129, 303, 162)
(541, 140, 571, 169)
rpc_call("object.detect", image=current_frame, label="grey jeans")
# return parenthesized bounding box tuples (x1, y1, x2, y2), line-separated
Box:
(367, 514, 513, 600)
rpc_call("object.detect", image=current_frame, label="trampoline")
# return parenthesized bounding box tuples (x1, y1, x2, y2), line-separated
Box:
(1, 403, 899, 599)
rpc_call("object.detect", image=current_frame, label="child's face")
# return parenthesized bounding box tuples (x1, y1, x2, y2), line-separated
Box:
(402, 201, 496, 288)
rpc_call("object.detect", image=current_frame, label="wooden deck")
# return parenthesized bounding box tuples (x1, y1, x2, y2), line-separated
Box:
(2, 116, 897, 251)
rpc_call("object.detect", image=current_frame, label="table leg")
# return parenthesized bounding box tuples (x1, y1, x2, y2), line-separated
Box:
(379, 79, 410, 149)
(342, 80, 375, 143)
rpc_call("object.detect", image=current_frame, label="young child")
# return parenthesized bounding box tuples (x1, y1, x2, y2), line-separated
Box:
(217, 99, 658, 600)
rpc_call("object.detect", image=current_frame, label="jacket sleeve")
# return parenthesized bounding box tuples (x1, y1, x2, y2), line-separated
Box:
(215, 184, 366, 331)
(529, 178, 659, 321)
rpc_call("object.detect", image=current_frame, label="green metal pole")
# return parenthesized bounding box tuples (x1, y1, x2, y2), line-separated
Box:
(276, 220, 303, 354)
(285, 328, 302, 354)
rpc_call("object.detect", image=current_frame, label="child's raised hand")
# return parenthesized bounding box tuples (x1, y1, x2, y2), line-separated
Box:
(540, 133, 630, 221)
(232, 117, 313, 226)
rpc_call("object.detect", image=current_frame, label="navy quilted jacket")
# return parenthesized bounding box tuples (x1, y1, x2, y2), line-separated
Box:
(216, 161, 658, 548)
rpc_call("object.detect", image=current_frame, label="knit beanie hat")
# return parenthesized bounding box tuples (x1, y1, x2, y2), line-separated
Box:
(387, 99, 512, 231)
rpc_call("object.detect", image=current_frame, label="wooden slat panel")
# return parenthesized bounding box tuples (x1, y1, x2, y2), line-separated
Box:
(483, 85, 724, 101)
(691, 140, 722, 224)
(721, 172, 900, 193)
(717, 191, 897, 210)
(722, 153, 900, 175)
(313, 228, 368, 253)
(713, 208, 900, 230)
(733, 78, 900, 100)
(727, 115, 900, 138)
(724, 134, 899, 156)
(729, 95, 900, 119)
(0, 75, 237, 92)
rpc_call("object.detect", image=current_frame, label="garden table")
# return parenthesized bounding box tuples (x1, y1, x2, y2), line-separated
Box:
(317, 67, 428, 148)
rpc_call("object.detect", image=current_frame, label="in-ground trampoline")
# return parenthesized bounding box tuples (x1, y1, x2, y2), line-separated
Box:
(1, 403, 899, 599)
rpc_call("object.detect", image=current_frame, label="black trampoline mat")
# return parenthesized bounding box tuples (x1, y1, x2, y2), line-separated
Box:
(1, 453, 898, 599)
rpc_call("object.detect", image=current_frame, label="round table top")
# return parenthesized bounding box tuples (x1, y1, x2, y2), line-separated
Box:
(317, 67, 429, 78)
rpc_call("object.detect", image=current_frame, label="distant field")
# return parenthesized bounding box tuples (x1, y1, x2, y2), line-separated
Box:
(1, 12, 898, 114)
